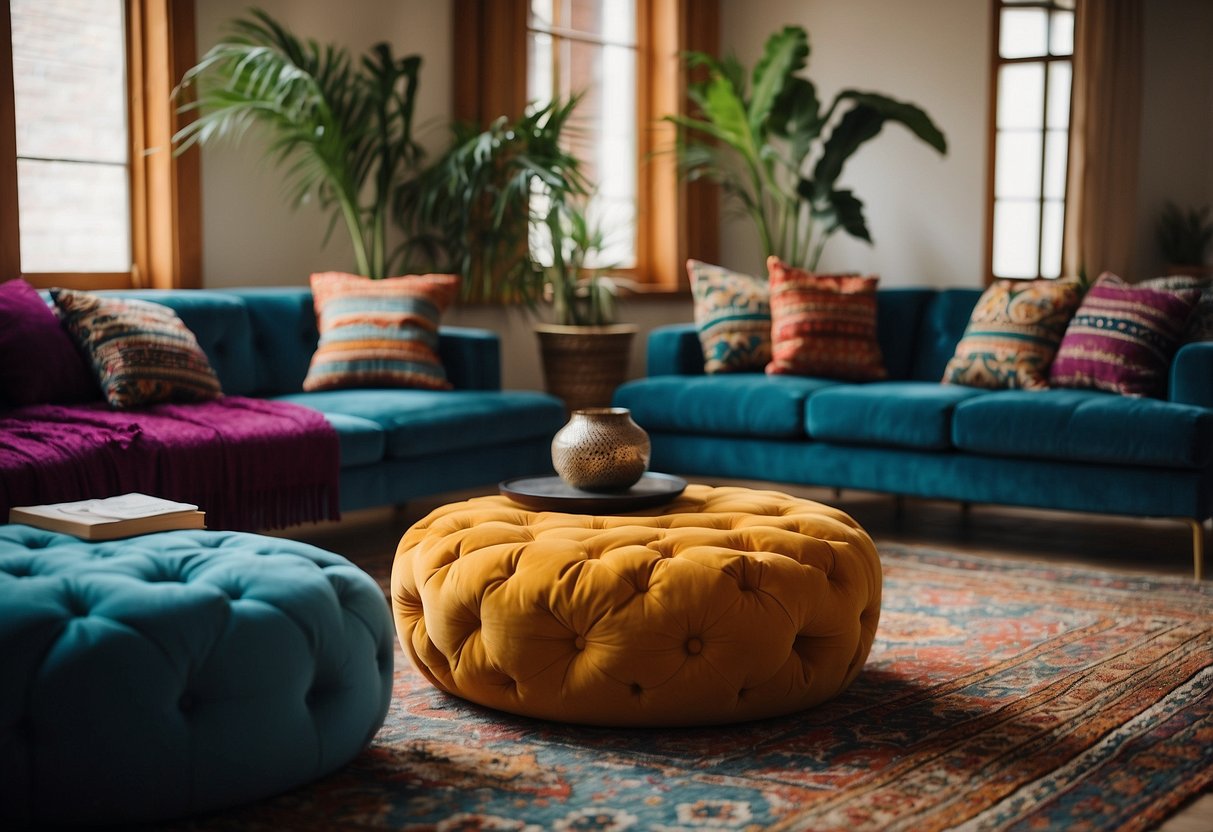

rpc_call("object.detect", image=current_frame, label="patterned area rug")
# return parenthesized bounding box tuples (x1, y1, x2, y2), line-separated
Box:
(165, 545, 1213, 831)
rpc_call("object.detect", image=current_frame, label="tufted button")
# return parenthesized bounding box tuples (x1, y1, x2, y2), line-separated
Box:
(630, 683, 644, 696)
(178, 692, 197, 714)
(573, 635, 586, 651)
(685, 637, 703, 656)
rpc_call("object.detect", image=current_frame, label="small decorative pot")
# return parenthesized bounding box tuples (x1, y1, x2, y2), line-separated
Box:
(552, 407, 651, 491)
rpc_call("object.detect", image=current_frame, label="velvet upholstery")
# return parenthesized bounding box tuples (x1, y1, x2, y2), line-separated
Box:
(807, 382, 986, 450)
(952, 390, 1213, 469)
(614, 374, 837, 438)
(26, 288, 562, 517)
(619, 285, 1213, 526)
(274, 389, 564, 460)
(393, 485, 881, 726)
(0, 527, 393, 827)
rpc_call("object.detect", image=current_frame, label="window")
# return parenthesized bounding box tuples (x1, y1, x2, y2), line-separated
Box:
(453, 0, 718, 291)
(987, 0, 1075, 281)
(0, 0, 200, 290)
(528, 0, 638, 270)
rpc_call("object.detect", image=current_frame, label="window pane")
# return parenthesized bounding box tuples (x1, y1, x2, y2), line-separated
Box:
(993, 200, 1041, 279)
(995, 131, 1043, 199)
(528, 8, 638, 270)
(1040, 200, 1064, 279)
(1000, 8, 1048, 59)
(997, 63, 1045, 129)
(530, 0, 555, 29)
(17, 160, 131, 272)
(11, 0, 126, 164)
(1050, 11, 1074, 55)
(1047, 62, 1071, 128)
(12, 0, 130, 273)
(1043, 130, 1068, 200)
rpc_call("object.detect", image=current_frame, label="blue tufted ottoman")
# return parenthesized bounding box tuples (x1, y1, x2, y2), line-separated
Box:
(0, 526, 394, 828)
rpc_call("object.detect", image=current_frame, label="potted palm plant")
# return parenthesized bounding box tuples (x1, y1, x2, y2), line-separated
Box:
(669, 25, 947, 270)
(407, 96, 635, 409)
(533, 195, 637, 412)
(172, 10, 425, 278)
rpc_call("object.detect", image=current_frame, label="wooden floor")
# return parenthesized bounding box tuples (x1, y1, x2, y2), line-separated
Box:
(276, 478, 1212, 832)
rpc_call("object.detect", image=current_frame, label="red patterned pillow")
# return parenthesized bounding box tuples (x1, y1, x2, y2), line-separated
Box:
(765, 256, 886, 381)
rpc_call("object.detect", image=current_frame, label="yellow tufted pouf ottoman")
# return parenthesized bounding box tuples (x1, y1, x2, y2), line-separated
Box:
(391, 485, 882, 726)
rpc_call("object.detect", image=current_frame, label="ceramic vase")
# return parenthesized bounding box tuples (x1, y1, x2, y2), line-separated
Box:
(551, 407, 650, 491)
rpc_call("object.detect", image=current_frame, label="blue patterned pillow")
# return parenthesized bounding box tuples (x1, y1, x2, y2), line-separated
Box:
(52, 288, 222, 409)
(688, 260, 771, 374)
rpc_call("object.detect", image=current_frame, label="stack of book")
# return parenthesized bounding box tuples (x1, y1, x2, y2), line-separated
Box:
(9, 493, 206, 541)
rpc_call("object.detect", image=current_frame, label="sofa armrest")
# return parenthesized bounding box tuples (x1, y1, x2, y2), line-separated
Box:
(1169, 342, 1213, 408)
(647, 324, 705, 376)
(439, 326, 501, 390)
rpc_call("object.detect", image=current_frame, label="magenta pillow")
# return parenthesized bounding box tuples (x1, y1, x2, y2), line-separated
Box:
(1049, 272, 1200, 398)
(0, 278, 98, 406)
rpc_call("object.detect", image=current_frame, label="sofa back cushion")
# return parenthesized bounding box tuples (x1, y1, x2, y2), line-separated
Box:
(100, 290, 259, 396)
(911, 289, 984, 381)
(875, 289, 937, 380)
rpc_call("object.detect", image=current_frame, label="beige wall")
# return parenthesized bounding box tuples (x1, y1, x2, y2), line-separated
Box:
(191, 1, 1213, 389)
(194, 0, 453, 288)
(1135, 0, 1213, 278)
(718, 0, 990, 288)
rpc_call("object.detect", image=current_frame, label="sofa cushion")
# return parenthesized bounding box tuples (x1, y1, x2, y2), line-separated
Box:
(52, 289, 223, 409)
(952, 389, 1213, 469)
(765, 257, 887, 381)
(320, 412, 387, 467)
(1, 279, 98, 405)
(1049, 272, 1200, 398)
(911, 289, 983, 381)
(615, 374, 836, 438)
(303, 272, 459, 393)
(807, 382, 987, 450)
(688, 259, 772, 374)
(274, 390, 564, 460)
(942, 277, 1085, 391)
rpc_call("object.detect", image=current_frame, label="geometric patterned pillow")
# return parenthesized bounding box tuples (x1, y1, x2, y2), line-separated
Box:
(688, 259, 771, 374)
(51, 288, 222, 409)
(1141, 274, 1213, 342)
(764, 256, 886, 381)
(1048, 272, 1201, 398)
(303, 271, 460, 392)
(941, 276, 1085, 391)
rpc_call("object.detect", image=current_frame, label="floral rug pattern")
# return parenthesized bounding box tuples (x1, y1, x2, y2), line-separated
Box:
(164, 545, 1213, 831)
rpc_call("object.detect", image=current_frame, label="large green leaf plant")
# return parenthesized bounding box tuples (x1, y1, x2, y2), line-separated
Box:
(670, 26, 948, 270)
(173, 9, 423, 279)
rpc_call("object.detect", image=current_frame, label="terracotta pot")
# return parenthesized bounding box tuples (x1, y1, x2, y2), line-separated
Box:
(551, 407, 650, 491)
(534, 324, 637, 413)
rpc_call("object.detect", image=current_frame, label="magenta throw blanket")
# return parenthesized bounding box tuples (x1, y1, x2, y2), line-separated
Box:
(0, 397, 340, 531)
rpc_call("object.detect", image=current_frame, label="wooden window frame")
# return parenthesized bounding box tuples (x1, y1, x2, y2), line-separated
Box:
(453, 0, 718, 294)
(0, 0, 201, 291)
(984, 0, 1074, 284)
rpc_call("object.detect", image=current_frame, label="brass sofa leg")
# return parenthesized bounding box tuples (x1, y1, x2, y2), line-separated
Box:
(1184, 518, 1205, 581)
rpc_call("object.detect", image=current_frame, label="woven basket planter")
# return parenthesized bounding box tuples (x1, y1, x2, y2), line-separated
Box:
(535, 324, 637, 413)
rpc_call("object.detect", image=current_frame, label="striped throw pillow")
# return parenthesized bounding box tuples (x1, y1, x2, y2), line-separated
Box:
(688, 259, 771, 373)
(303, 271, 459, 392)
(51, 289, 222, 409)
(1048, 272, 1200, 398)
(942, 277, 1085, 391)
(765, 256, 887, 381)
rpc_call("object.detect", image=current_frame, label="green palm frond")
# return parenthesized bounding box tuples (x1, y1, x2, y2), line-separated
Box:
(173, 9, 424, 278)
(668, 25, 946, 269)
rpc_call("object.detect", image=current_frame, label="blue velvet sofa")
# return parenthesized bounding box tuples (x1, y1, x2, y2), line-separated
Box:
(614, 288, 1213, 578)
(101, 288, 564, 514)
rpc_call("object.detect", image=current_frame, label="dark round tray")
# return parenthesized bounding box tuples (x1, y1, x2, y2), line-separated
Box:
(499, 473, 688, 514)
